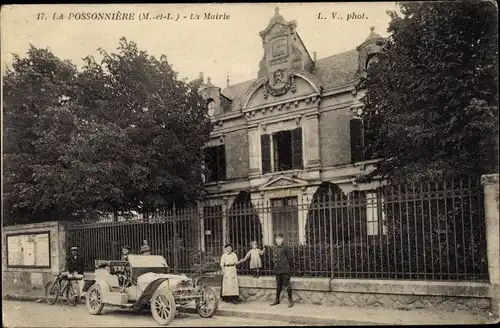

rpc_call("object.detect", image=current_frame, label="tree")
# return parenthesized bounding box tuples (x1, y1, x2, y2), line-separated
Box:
(358, 1, 498, 183)
(3, 39, 211, 224)
(3, 46, 80, 223)
(77, 38, 211, 213)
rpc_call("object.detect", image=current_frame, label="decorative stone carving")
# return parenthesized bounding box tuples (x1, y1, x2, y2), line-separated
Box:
(263, 69, 296, 99)
(481, 173, 499, 186)
(267, 178, 295, 188)
(269, 24, 289, 40)
(292, 45, 302, 62)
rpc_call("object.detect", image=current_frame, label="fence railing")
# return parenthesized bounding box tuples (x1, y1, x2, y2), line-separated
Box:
(66, 177, 489, 282)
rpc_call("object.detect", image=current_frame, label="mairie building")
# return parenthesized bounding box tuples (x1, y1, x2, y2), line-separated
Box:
(195, 7, 386, 250)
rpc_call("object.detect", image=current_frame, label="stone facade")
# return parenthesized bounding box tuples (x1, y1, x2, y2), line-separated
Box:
(225, 128, 250, 180)
(197, 7, 387, 245)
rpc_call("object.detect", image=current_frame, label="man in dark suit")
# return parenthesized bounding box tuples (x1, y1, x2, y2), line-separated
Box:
(66, 246, 85, 274)
(270, 232, 294, 308)
(64, 246, 85, 294)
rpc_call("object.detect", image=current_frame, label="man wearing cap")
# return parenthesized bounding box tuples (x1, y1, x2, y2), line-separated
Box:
(270, 232, 294, 308)
(65, 246, 85, 294)
(66, 246, 85, 275)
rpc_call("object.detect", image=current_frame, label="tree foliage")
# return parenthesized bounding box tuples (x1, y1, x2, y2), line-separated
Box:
(358, 1, 498, 183)
(3, 38, 210, 224)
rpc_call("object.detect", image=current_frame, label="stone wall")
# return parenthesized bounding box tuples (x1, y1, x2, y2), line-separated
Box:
(225, 128, 250, 180)
(238, 276, 492, 314)
(319, 107, 352, 167)
(2, 221, 67, 289)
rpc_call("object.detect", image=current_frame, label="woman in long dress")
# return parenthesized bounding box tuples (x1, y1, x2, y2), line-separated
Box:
(219, 244, 240, 304)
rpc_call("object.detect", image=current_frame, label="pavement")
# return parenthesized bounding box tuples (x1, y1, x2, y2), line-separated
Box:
(2, 286, 497, 326)
(2, 300, 301, 327)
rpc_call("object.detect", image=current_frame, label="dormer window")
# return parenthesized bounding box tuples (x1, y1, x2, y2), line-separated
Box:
(207, 99, 216, 117)
(366, 54, 379, 69)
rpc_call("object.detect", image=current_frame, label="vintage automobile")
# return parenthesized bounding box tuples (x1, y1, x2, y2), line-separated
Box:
(82, 255, 219, 326)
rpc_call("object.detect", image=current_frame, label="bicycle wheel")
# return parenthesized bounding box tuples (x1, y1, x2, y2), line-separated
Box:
(66, 281, 80, 306)
(45, 280, 60, 305)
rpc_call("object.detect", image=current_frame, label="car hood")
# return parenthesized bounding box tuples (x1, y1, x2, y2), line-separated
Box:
(137, 272, 191, 293)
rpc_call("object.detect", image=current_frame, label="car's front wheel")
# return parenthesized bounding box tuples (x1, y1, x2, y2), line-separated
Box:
(86, 284, 104, 315)
(196, 286, 219, 318)
(150, 288, 176, 326)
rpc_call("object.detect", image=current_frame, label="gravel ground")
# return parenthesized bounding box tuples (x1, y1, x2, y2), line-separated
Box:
(2, 300, 302, 327)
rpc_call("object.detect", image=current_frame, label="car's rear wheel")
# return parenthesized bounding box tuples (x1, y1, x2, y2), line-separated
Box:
(196, 286, 219, 318)
(86, 284, 104, 315)
(150, 288, 176, 326)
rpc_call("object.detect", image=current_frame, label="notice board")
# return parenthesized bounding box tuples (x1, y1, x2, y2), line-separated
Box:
(6, 232, 51, 268)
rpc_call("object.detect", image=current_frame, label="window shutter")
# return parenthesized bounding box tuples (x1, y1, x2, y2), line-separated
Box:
(204, 147, 218, 182)
(261, 134, 271, 174)
(273, 134, 279, 171)
(292, 128, 303, 169)
(217, 145, 226, 181)
(350, 119, 365, 163)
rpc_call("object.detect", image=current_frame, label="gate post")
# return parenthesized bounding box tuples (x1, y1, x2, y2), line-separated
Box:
(481, 173, 499, 319)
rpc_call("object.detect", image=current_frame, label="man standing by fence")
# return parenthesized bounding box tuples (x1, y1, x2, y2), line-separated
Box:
(270, 233, 294, 308)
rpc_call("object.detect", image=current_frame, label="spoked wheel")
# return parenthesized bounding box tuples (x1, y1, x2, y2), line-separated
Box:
(45, 281, 60, 305)
(66, 281, 81, 306)
(86, 284, 104, 315)
(150, 289, 176, 326)
(196, 286, 219, 318)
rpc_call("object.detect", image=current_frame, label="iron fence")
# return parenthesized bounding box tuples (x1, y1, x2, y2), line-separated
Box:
(66, 177, 488, 282)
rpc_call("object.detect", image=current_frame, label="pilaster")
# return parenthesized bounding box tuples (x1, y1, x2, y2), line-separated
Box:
(481, 173, 500, 319)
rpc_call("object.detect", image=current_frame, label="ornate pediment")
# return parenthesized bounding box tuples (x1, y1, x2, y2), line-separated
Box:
(260, 176, 308, 190)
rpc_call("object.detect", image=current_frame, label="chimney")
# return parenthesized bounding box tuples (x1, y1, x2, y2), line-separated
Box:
(313, 52, 317, 63)
(199, 72, 204, 82)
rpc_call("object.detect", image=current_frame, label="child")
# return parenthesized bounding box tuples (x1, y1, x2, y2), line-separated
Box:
(238, 241, 265, 278)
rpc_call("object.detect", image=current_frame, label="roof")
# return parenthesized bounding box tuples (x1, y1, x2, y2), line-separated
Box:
(219, 49, 359, 111)
(312, 49, 359, 89)
(221, 78, 257, 110)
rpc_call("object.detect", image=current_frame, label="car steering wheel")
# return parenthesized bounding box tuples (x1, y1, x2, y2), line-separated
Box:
(120, 262, 132, 291)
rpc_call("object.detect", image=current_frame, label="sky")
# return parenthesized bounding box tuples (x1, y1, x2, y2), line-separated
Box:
(1, 3, 397, 88)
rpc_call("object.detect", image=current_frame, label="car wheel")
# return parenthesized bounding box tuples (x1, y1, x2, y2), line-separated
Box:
(196, 286, 219, 318)
(150, 288, 176, 326)
(86, 284, 104, 315)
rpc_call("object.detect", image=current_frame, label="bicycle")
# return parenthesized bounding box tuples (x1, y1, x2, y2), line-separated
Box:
(45, 272, 84, 306)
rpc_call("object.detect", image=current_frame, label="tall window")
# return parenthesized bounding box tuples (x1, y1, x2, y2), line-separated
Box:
(204, 145, 226, 182)
(271, 197, 299, 245)
(261, 127, 303, 174)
